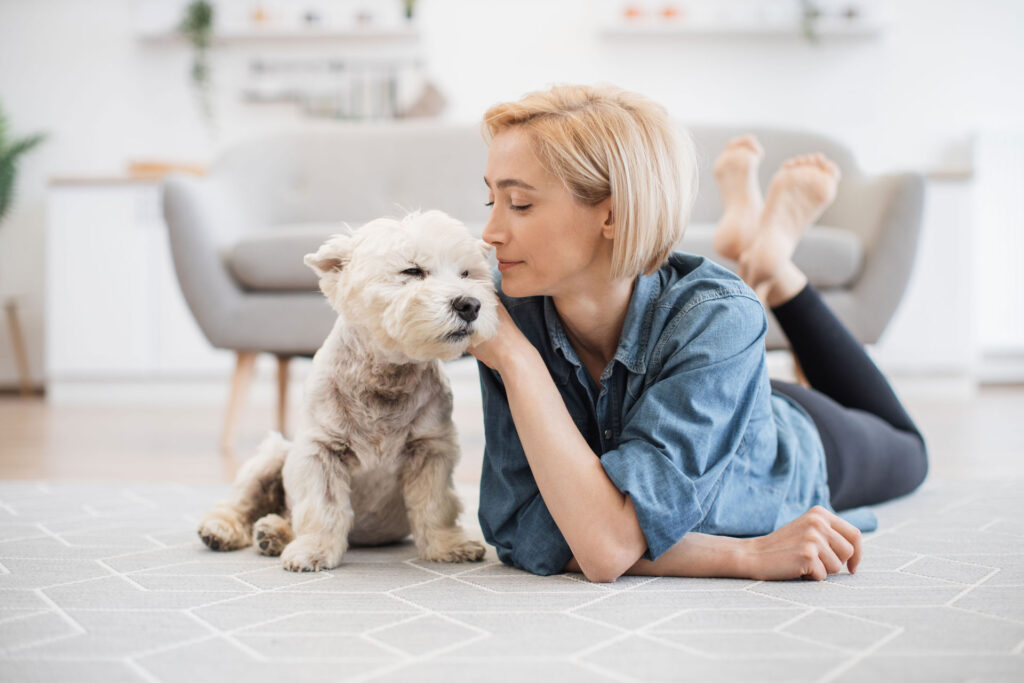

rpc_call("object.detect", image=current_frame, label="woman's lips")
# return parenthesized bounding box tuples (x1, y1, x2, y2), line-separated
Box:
(497, 260, 523, 272)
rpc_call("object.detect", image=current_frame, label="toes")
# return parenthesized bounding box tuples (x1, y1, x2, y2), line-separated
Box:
(422, 540, 487, 563)
(728, 134, 763, 155)
(199, 533, 221, 551)
(747, 135, 764, 157)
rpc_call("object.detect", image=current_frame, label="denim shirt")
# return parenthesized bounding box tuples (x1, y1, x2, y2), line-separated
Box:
(477, 252, 878, 576)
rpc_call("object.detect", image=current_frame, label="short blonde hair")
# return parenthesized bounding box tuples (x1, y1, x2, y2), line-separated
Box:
(482, 84, 698, 278)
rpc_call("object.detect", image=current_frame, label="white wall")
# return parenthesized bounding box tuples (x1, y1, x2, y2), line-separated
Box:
(1, 0, 1022, 388)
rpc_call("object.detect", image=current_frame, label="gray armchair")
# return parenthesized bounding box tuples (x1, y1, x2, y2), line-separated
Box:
(162, 123, 923, 452)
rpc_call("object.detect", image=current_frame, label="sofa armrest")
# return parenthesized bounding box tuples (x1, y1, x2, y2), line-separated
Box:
(841, 172, 926, 342)
(161, 173, 250, 349)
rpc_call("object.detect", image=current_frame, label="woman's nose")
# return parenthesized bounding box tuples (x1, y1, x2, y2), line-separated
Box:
(482, 214, 504, 247)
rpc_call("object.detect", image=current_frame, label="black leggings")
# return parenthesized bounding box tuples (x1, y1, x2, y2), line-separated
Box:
(768, 284, 928, 511)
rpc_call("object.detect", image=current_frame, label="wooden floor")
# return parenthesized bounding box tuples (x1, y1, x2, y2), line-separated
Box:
(1, 364, 1022, 486)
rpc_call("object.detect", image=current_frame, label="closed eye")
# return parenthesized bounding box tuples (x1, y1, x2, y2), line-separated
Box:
(484, 200, 531, 212)
(402, 266, 426, 278)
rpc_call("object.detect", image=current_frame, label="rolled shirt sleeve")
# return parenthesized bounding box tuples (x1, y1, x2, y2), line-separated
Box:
(600, 293, 770, 561)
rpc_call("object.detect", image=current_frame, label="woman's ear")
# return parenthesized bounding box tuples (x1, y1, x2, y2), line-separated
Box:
(601, 202, 615, 240)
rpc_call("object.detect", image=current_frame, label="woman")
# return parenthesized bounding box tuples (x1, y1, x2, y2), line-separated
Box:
(468, 84, 928, 583)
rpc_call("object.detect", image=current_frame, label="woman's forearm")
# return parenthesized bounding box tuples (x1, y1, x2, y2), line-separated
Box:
(564, 533, 749, 578)
(500, 347, 647, 581)
(623, 532, 750, 578)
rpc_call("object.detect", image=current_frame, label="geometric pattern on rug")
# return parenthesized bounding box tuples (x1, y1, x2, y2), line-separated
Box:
(0, 479, 1022, 683)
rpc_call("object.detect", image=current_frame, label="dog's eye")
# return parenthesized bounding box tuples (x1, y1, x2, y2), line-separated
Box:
(460, 270, 469, 279)
(401, 267, 426, 278)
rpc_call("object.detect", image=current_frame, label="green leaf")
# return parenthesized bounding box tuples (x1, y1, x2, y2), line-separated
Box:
(0, 101, 47, 226)
(0, 161, 16, 223)
(0, 133, 47, 162)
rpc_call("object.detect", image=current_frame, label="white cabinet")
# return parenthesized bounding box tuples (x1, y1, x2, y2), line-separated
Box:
(45, 181, 231, 391)
(870, 174, 976, 380)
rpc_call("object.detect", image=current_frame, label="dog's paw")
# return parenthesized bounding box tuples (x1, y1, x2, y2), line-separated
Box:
(421, 538, 486, 563)
(280, 536, 343, 572)
(197, 509, 251, 551)
(253, 514, 294, 557)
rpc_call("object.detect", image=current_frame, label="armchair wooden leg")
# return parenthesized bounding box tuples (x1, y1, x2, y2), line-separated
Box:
(221, 351, 257, 455)
(4, 300, 33, 397)
(276, 355, 291, 437)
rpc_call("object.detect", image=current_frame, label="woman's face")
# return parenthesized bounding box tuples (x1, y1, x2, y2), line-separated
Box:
(482, 127, 613, 299)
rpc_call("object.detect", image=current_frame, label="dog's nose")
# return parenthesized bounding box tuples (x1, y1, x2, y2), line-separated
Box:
(452, 297, 480, 323)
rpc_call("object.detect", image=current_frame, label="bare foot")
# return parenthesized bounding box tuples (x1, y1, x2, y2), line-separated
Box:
(712, 135, 765, 263)
(738, 153, 840, 291)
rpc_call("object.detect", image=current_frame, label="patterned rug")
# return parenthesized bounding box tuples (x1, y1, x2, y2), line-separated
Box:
(0, 478, 1022, 682)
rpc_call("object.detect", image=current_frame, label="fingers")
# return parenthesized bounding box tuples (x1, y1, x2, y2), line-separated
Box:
(800, 533, 843, 581)
(826, 511, 863, 574)
(826, 526, 855, 565)
(805, 506, 863, 578)
(818, 536, 845, 575)
(803, 562, 827, 581)
(800, 549, 828, 581)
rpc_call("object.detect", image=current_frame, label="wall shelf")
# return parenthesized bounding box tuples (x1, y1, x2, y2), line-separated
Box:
(601, 19, 884, 40)
(139, 26, 420, 45)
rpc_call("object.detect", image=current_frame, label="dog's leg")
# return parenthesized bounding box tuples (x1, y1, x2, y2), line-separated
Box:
(198, 432, 289, 551)
(279, 437, 354, 571)
(252, 513, 295, 556)
(401, 435, 485, 563)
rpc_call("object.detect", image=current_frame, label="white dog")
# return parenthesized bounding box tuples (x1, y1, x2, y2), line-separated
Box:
(197, 210, 498, 571)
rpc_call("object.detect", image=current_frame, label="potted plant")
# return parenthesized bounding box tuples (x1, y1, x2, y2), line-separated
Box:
(179, 0, 216, 124)
(0, 103, 46, 395)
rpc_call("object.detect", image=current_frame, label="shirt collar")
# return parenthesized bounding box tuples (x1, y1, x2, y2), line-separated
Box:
(542, 270, 660, 384)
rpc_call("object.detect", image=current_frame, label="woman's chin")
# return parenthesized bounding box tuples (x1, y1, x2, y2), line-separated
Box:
(498, 275, 535, 299)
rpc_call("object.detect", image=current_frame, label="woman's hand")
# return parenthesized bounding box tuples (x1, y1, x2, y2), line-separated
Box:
(741, 506, 862, 581)
(468, 300, 534, 375)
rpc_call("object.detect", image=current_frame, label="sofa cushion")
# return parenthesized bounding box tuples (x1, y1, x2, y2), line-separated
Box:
(227, 221, 863, 292)
(226, 221, 490, 292)
(680, 224, 864, 289)
(226, 223, 350, 291)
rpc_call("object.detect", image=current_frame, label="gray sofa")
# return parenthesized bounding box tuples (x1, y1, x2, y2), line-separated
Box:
(162, 122, 924, 451)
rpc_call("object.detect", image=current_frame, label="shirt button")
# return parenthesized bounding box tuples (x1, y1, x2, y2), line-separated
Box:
(603, 429, 612, 440)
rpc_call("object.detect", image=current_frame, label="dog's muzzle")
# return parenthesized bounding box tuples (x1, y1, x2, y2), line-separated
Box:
(443, 327, 472, 343)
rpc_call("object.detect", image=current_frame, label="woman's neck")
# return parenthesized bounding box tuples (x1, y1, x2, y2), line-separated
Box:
(552, 275, 636, 376)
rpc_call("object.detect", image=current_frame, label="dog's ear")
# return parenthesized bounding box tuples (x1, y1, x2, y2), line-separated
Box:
(304, 234, 354, 277)
(477, 239, 493, 259)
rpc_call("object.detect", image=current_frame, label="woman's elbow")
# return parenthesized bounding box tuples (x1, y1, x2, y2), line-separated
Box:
(581, 563, 622, 584)
(578, 543, 640, 583)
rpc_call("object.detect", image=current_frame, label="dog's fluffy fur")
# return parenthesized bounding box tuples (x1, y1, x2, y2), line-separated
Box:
(197, 210, 498, 571)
